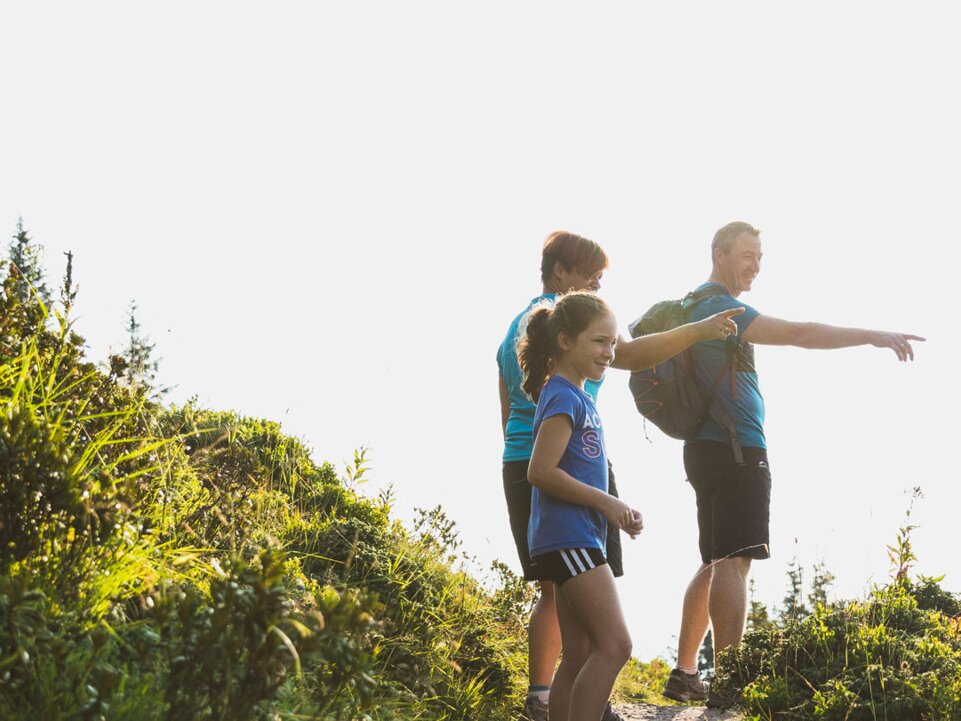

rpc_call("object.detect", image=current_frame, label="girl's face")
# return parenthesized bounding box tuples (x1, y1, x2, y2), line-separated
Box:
(557, 312, 618, 384)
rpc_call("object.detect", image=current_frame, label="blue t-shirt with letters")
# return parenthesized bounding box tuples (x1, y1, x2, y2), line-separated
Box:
(528, 374, 609, 557)
(497, 294, 602, 462)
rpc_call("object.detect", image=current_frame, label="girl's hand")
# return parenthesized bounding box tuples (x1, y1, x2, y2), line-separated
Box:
(624, 508, 644, 539)
(601, 497, 642, 537)
(696, 307, 745, 341)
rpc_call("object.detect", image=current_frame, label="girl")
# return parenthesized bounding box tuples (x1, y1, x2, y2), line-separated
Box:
(517, 290, 643, 721)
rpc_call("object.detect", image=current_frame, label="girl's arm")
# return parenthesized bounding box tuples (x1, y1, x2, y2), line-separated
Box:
(528, 415, 639, 535)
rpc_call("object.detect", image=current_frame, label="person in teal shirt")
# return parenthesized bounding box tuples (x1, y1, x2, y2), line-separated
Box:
(661, 221, 925, 709)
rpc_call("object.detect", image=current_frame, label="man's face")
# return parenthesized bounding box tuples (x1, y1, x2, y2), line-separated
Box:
(716, 232, 762, 296)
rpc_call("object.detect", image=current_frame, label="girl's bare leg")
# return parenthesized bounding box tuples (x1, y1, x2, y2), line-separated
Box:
(554, 566, 632, 720)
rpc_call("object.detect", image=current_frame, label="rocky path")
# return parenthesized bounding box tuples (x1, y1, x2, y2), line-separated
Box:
(611, 703, 741, 720)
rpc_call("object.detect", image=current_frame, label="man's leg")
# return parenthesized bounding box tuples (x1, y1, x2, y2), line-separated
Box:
(664, 441, 723, 704)
(708, 556, 752, 657)
(708, 446, 769, 660)
(528, 580, 561, 686)
(662, 563, 712, 703)
(676, 563, 712, 671)
(703, 556, 753, 710)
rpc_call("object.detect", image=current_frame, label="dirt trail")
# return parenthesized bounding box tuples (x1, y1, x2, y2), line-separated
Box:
(612, 703, 741, 720)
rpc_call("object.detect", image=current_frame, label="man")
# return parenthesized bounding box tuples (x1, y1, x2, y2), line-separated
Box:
(661, 221, 925, 708)
(498, 230, 741, 721)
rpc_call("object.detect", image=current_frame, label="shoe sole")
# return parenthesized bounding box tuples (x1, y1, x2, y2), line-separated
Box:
(706, 692, 735, 709)
(662, 688, 708, 703)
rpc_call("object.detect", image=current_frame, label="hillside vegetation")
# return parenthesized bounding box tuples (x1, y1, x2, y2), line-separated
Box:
(713, 499, 961, 720)
(0, 226, 532, 719)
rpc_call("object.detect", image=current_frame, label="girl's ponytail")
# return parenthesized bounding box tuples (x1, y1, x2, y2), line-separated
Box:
(517, 302, 555, 403)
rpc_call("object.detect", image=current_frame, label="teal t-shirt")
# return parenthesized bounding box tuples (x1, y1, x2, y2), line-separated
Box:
(686, 283, 766, 449)
(497, 294, 602, 462)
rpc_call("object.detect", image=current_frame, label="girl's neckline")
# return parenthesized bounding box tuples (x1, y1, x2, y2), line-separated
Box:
(549, 373, 588, 395)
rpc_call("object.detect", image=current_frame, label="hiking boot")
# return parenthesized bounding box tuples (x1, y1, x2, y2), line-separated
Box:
(662, 668, 709, 702)
(519, 694, 549, 721)
(601, 702, 626, 721)
(705, 686, 737, 710)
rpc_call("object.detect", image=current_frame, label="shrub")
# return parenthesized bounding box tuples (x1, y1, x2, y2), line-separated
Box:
(714, 540, 961, 720)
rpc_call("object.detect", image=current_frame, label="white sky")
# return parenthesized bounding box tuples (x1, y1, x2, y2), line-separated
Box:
(2, 2, 958, 661)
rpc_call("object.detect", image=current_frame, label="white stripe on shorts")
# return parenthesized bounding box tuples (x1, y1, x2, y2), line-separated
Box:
(578, 548, 596, 571)
(561, 548, 597, 577)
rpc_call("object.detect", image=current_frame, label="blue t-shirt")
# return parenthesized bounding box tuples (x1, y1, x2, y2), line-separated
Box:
(497, 294, 602, 462)
(686, 282, 766, 449)
(528, 375, 609, 557)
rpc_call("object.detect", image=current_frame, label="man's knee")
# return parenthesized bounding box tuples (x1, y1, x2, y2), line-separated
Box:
(713, 556, 752, 578)
(732, 556, 752, 578)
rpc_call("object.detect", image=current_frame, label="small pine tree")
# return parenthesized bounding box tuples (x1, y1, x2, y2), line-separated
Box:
(746, 578, 772, 632)
(780, 556, 809, 622)
(121, 300, 163, 395)
(7, 217, 50, 304)
(697, 629, 715, 676)
(807, 560, 835, 611)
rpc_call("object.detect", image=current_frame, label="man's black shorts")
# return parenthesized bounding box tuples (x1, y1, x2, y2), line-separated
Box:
(502, 459, 623, 581)
(684, 441, 772, 565)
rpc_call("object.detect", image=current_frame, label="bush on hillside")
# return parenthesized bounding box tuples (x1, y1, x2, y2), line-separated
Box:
(713, 518, 961, 721)
(0, 224, 531, 720)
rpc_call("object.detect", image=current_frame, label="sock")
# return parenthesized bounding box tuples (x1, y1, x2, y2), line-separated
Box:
(678, 664, 698, 676)
(527, 685, 550, 702)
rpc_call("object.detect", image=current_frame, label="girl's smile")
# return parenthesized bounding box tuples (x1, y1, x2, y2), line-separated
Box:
(555, 312, 618, 387)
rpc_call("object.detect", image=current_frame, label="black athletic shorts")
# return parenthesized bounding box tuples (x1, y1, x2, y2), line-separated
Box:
(531, 547, 608, 586)
(684, 441, 772, 565)
(502, 459, 624, 581)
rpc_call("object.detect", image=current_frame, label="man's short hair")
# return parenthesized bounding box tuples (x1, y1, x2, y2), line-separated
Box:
(712, 221, 761, 257)
(540, 231, 609, 284)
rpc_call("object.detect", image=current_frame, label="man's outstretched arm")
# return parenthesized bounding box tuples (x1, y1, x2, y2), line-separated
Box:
(741, 315, 925, 361)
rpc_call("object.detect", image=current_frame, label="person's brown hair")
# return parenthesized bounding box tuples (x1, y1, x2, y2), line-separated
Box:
(540, 231, 609, 285)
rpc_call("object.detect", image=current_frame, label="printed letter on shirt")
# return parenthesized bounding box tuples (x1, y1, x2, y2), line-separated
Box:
(582, 430, 602, 459)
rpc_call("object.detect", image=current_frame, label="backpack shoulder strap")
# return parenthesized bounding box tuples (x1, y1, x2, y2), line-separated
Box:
(683, 283, 746, 465)
(682, 283, 729, 309)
